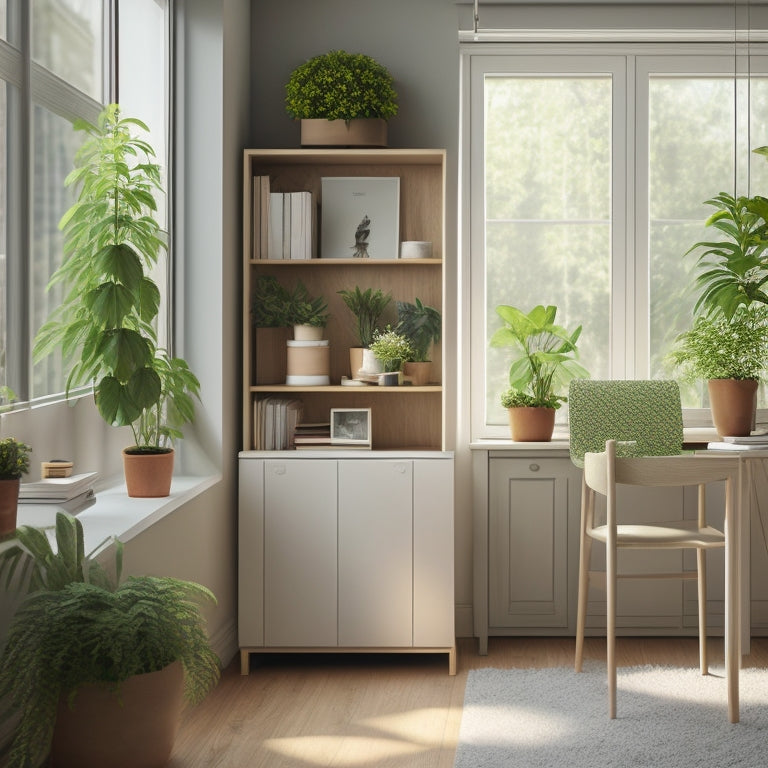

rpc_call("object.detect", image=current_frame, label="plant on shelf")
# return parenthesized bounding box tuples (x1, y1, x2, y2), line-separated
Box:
(491, 304, 589, 441)
(285, 50, 398, 122)
(285, 50, 398, 147)
(31, 104, 200, 497)
(288, 281, 330, 329)
(368, 326, 414, 373)
(669, 305, 768, 436)
(0, 437, 31, 537)
(0, 511, 220, 768)
(252, 275, 293, 328)
(338, 286, 392, 348)
(396, 298, 441, 362)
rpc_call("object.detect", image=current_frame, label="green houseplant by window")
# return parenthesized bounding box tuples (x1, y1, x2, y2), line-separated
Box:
(0, 437, 31, 537)
(32, 104, 200, 497)
(285, 50, 398, 147)
(491, 304, 589, 441)
(669, 306, 768, 437)
(0, 512, 220, 768)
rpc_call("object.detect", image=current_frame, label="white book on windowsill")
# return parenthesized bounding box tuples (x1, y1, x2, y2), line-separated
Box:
(706, 441, 768, 452)
(19, 472, 98, 500)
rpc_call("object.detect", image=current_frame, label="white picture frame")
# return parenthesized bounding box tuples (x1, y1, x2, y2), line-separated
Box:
(330, 408, 372, 446)
(320, 177, 400, 259)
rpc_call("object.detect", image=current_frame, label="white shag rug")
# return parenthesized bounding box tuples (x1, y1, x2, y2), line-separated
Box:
(454, 663, 768, 768)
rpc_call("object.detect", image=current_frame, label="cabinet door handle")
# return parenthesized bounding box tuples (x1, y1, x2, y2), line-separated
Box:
(529, 463, 540, 472)
(271, 464, 287, 476)
(394, 463, 407, 474)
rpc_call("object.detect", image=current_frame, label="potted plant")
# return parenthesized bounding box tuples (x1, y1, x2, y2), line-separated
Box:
(669, 306, 768, 436)
(0, 437, 31, 537)
(490, 304, 589, 442)
(0, 512, 220, 768)
(285, 50, 398, 147)
(338, 286, 392, 377)
(288, 281, 330, 341)
(31, 104, 200, 498)
(396, 298, 441, 386)
(368, 326, 414, 384)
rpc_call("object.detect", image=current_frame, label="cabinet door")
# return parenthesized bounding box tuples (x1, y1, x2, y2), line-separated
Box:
(413, 458, 455, 647)
(238, 458, 265, 647)
(489, 458, 578, 630)
(264, 460, 337, 647)
(338, 460, 413, 647)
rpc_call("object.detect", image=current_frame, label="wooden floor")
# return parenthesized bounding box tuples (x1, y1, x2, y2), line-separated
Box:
(169, 636, 768, 768)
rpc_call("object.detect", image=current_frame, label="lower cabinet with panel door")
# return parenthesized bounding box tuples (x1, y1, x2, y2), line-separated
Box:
(238, 451, 456, 674)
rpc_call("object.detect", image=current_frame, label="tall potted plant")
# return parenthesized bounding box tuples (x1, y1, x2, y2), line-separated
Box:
(0, 437, 31, 537)
(0, 512, 220, 768)
(338, 286, 392, 377)
(396, 298, 441, 386)
(32, 104, 200, 497)
(669, 306, 768, 436)
(285, 50, 398, 147)
(490, 304, 589, 441)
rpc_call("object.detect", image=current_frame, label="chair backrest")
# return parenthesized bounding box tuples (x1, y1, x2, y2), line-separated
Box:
(569, 380, 684, 468)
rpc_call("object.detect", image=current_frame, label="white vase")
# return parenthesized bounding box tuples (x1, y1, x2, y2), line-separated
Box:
(293, 324, 323, 342)
(360, 348, 384, 376)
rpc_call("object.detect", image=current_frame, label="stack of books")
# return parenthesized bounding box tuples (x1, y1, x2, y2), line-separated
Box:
(707, 433, 768, 451)
(19, 471, 98, 512)
(254, 396, 303, 450)
(293, 422, 332, 449)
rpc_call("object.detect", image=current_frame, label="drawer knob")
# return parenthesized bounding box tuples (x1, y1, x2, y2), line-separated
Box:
(529, 463, 540, 472)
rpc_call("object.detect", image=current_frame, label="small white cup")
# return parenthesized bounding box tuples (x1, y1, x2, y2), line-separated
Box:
(400, 241, 433, 259)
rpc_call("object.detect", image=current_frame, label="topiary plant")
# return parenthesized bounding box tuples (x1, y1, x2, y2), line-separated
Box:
(285, 50, 398, 122)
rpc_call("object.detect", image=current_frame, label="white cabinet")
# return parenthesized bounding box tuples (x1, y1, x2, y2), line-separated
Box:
(239, 453, 455, 673)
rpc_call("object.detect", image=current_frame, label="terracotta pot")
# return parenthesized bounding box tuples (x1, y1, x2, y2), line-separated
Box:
(51, 660, 185, 768)
(349, 347, 364, 378)
(0, 478, 20, 537)
(508, 407, 556, 442)
(403, 361, 432, 386)
(300, 118, 387, 148)
(708, 378, 758, 437)
(123, 448, 174, 498)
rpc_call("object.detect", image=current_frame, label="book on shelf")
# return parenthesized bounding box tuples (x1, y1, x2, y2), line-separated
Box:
(252, 175, 270, 259)
(19, 472, 98, 503)
(295, 444, 370, 451)
(254, 396, 304, 450)
(264, 191, 315, 261)
(293, 435, 333, 445)
(706, 441, 768, 451)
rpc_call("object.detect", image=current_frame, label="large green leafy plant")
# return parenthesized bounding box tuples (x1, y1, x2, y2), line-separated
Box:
(491, 304, 589, 409)
(0, 512, 220, 768)
(396, 298, 441, 362)
(285, 50, 398, 121)
(337, 286, 392, 347)
(33, 104, 199, 452)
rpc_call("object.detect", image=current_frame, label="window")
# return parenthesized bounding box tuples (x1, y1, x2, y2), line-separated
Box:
(0, 0, 170, 406)
(463, 42, 768, 439)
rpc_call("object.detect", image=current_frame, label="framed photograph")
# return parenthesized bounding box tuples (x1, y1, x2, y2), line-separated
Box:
(321, 177, 400, 259)
(330, 408, 372, 446)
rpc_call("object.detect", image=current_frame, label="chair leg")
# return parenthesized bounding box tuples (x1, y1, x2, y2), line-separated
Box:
(606, 534, 617, 719)
(575, 478, 592, 673)
(697, 547, 708, 675)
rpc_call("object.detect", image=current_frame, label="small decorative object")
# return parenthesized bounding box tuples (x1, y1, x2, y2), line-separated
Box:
(0, 512, 220, 768)
(330, 408, 372, 446)
(32, 104, 200, 498)
(397, 298, 442, 386)
(41, 459, 74, 479)
(668, 306, 768, 436)
(400, 241, 433, 260)
(0, 437, 31, 537)
(285, 339, 331, 386)
(491, 304, 589, 442)
(321, 177, 400, 259)
(285, 50, 398, 148)
(368, 326, 415, 375)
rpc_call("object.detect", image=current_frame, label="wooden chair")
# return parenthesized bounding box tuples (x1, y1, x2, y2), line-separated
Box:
(569, 380, 740, 718)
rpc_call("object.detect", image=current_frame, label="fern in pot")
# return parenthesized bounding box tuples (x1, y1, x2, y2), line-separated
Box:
(338, 286, 392, 376)
(32, 104, 200, 497)
(0, 512, 220, 768)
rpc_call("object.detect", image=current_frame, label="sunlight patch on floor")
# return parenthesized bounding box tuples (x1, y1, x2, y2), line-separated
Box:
(264, 735, 429, 764)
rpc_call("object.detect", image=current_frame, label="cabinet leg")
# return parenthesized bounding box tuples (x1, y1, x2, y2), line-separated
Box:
(240, 649, 250, 676)
(448, 646, 457, 676)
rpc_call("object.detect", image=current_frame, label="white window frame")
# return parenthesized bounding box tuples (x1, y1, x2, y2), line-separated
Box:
(461, 40, 768, 441)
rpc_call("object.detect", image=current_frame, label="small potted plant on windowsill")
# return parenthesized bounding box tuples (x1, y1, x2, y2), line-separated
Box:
(32, 104, 200, 498)
(0, 512, 220, 768)
(338, 286, 392, 377)
(396, 298, 441, 386)
(285, 50, 398, 148)
(0, 437, 31, 537)
(491, 304, 589, 442)
(669, 306, 768, 437)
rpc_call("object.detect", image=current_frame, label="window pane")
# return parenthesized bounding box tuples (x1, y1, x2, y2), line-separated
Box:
(0, 0, 7, 40)
(31, 0, 103, 101)
(0, 79, 6, 393)
(484, 75, 612, 425)
(30, 105, 80, 399)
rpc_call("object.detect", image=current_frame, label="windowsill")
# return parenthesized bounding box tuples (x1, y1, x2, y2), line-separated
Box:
(14, 473, 221, 554)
